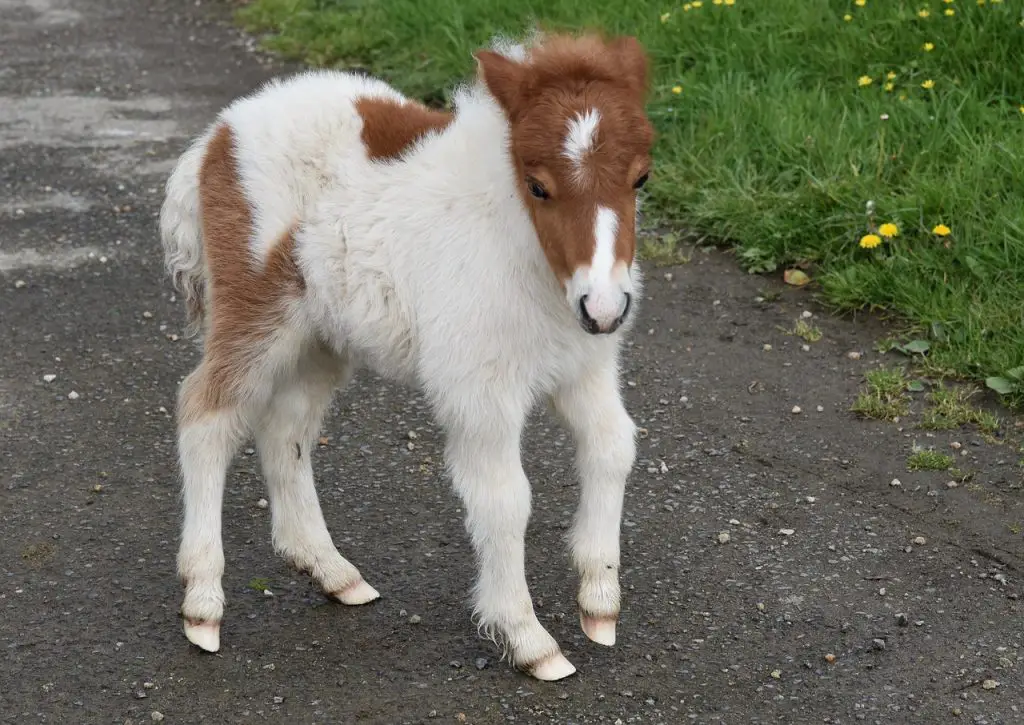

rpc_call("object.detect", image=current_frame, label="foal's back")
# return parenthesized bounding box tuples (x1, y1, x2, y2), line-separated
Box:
(217, 70, 407, 260)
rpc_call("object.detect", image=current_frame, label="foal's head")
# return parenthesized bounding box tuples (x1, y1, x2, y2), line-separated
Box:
(476, 33, 655, 335)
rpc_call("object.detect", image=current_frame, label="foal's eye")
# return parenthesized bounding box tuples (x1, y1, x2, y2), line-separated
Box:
(527, 179, 549, 200)
(633, 172, 650, 190)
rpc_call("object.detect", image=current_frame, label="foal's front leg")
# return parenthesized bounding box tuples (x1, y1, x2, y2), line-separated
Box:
(552, 361, 637, 647)
(444, 413, 576, 681)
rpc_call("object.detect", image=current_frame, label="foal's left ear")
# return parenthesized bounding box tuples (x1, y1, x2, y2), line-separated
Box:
(608, 36, 650, 98)
(474, 50, 528, 119)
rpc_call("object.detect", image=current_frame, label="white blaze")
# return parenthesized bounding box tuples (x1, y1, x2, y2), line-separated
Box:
(572, 206, 629, 328)
(563, 109, 601, 175)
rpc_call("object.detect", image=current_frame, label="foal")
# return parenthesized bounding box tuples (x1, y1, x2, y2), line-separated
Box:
(160, 31, 655, 681)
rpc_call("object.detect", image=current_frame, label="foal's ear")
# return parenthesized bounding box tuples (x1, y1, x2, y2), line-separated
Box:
(474, 50, 528, 118)
(608, 36, 650, 97)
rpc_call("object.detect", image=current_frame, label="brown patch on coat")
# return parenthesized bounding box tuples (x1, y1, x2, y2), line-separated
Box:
(474, 33, 655, 283)
(179, 123, 305, 424)
(355, 96, 453, 161)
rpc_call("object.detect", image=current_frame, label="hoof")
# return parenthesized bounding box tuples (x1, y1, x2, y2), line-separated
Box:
(529, 652, 577, 682)
(184, 619, 221, 653)
(581, 613, 617, 647)
(331, 579, 381, 606)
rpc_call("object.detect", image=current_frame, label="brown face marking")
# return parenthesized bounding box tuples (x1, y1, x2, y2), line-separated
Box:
(475, 34, 655, 285)
(181, 123, 305, 424)
(355, 96, 453, 161)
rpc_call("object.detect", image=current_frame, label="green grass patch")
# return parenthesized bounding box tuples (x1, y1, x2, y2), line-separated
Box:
(236, 0, 1024, 409)
(851, 366, 910, 420)
(919, 385, 999, 433)
(907, 447, 954, 471)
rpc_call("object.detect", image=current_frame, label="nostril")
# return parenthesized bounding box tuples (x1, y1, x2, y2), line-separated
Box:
(620, 292, 632, 321)
(578, 294, 599, 334)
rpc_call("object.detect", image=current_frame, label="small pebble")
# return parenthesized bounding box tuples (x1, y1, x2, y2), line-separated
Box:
(42, 374, 56, 383)
(770, 669, 782, 679)
(663, 272, 673, 281)
(142, 311, 153, 319)
(67, 391, 80, 400)
(143, 682, 155, 690)
(896, 612, 909, 627)
(409, 614, 421, 624)
(717, 532, 731, 544)
(890, 478, 902, 487)
(982, 679, 999, 690)
(801, 344, 810, 352)
(14, 279, 27, 288)
(779, 528, 795, 536)
(846, 351, 862, 360)
(273, 696, 284, 704)
(950, 441, 962, 450)
(946, 480, 959, 489)
(763, 344, 772, 352)
(729, 518, 740, 526)
(791, 406, 802, 414)
(816, 405, 824, 412)
(801, 310, 813, 319)
(805, 496, 817, 503)
(475, 657, 488, 670)
(151, 713, 164, 723)
(824, 653, 836, 664)
(756, 602, 766, 612)
(913, 536, 926, 546)
(256, 498, 268, 509)
(878, 587, 886, 596)
(92, 484, 103, 493)
(872, 638, 886, 651)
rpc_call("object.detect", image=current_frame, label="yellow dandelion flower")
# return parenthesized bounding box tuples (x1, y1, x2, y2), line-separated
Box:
(899, 93, 908, 101)
(724, 0, 735, 5)
(858, 75, 873, 87)
(923, 42, 935, 51)
(860, 234, 882, 249)
(942, 0, 953, 4)
(714, 0, 723, 4)
(672, 85, 683, 94)
(878, 223, 899, 238)
(945, 8, 955, 15)
(885, 82, 895, 91)
(692, 0, 703, 6)
(844, 13, 853, 20)
(932, 224, 951, 236)
(918, 9, 930, 17)
(683, 3, 692, 10)
(887, 71, 897, 80)
(660, 11, 671, 22)
(922, 79, 935, 89)
(855, 0, 866, 6)
(1019, 105, 1024, 114)
(977, 0, 985, 4)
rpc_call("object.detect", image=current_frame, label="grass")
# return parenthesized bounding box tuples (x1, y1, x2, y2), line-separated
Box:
(236, 0, 1024, 409)
(851, 366, 910, 420)
(907, 447, 954, 471)
(919, 385, 999, 433)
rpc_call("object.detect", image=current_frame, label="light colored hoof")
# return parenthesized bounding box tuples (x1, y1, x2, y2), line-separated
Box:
(529, 652, 577, 682)
(581, 613, 617, 647)
(332, 579, 380, 606)
(184, 619, 220, 653)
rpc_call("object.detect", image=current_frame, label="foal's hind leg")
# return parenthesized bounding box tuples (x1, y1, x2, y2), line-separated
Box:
(551, 361, 637, 648)
(254, 346, 379, 605)
(177, 364, 248, 653)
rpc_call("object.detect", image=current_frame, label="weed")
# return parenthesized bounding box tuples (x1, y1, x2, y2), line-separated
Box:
(783, 319, 823, 343)
(919, 385, 999, 434)
(907, 448, 954, 471)
(851, 367, 910, 420)
(248, 577, 272, 592)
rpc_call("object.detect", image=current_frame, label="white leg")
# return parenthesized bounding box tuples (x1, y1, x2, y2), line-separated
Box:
(254, 348, 378, 605)
(176, 369, 246, 653)
(443, 411, 575, 681)
(552, 360, 637, 647)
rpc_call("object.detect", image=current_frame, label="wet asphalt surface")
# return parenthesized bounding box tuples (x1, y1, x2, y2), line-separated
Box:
(1, 1, 1023, 723)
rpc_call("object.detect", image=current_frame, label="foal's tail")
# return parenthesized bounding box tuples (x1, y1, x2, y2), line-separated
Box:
(160, 130, 212, 339)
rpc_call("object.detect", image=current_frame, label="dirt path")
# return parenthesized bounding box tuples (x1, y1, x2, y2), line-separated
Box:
(1, 1, 1021, 723)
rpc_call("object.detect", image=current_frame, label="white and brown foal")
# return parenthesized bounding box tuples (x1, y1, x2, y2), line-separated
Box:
(160, 31, 655, 681)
